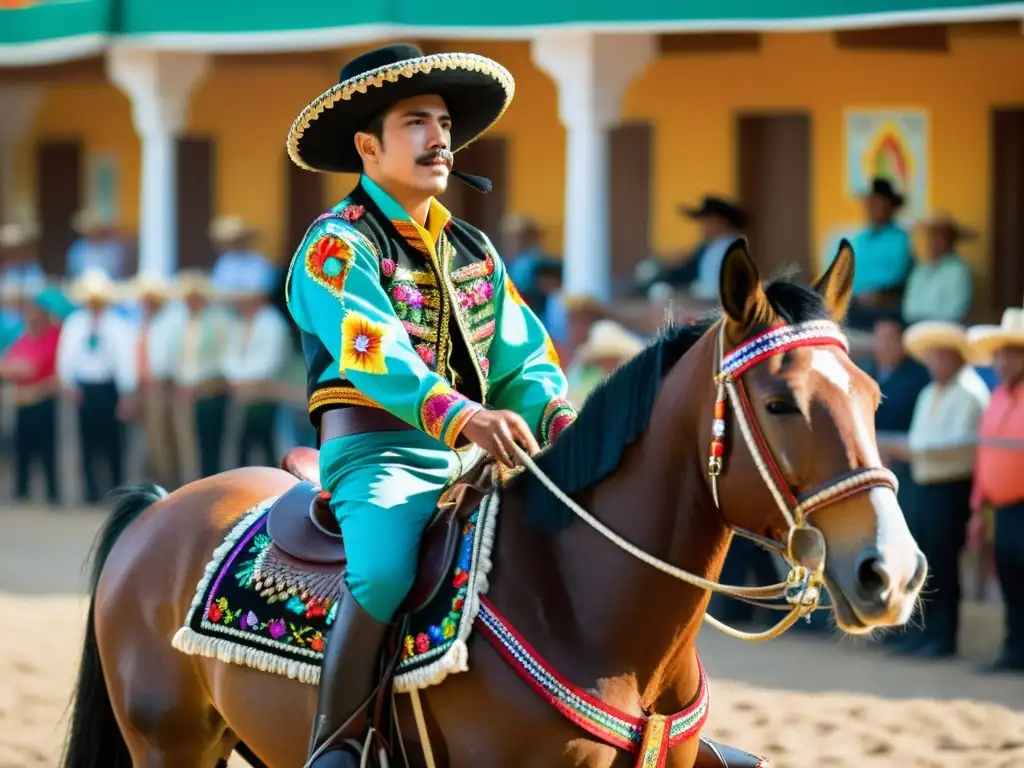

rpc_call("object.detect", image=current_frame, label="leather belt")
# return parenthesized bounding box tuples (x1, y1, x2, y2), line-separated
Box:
(319, 406, 413, 443)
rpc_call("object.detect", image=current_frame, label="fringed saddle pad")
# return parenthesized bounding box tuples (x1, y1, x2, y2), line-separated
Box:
(172, 492, 499, 692)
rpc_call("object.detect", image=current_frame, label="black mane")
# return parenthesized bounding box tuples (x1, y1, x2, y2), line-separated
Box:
(524, 278, 832, 531)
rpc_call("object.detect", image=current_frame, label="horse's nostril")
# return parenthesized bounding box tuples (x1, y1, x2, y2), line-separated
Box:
(854, 549, 891, 605)
(908, 551, 928, 591)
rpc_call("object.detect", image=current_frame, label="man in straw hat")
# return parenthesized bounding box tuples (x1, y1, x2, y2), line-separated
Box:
(152, 270, 233, 482)
(882, 321, 989, 659)
(125, 272, 180, 489)
(56, 268, 138, 504)
(566, 319, 645, 406)
(966, 303, 1024, 672)
(902, 211, 974, 325)
(285, 43, 581, 765)
(221, 275, 292, 469)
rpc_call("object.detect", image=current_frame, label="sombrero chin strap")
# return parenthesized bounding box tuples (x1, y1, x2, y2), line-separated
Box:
(451, 170, 492, 193)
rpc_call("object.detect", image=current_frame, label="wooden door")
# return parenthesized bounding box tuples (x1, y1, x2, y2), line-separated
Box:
(176, 136, 216, 271)
(35, 140, 82, 276)
(736, 113, 812, 278)
(609, 121, 653, 281)
(991, 109, 1024, 317)
(440, 137, 508, 237)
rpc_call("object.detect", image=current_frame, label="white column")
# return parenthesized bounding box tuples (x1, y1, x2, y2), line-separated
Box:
(531, 32, 654, 301)
(0, 86, 43, 223)
(107, 47, 208, 277)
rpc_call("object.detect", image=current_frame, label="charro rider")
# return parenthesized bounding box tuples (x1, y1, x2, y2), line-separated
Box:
(285, 44, 578, 765)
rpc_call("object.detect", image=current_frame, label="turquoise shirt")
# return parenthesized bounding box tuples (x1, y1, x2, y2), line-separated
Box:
(287, 175, 576, 450)
(850, 224, 914, 296)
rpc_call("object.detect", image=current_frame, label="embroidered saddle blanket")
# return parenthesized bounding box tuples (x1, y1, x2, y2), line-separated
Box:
(172, 490, 499, 692)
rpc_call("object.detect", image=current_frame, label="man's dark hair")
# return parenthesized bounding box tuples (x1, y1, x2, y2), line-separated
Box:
(360, 109, 386, 145)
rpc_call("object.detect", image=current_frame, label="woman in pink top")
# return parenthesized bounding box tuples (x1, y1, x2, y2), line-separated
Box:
(0, 288, 68, 504)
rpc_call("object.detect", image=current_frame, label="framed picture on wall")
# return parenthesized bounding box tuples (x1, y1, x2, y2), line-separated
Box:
(844, 109, 929, 222)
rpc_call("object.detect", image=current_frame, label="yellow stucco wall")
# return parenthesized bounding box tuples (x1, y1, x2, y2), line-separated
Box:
(9, 29, 1024, 290)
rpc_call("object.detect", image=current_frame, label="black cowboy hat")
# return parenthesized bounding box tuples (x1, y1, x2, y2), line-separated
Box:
(287, 43, 514, 190)
(864, 177, 905, 207)
(679, 195, 747, 229)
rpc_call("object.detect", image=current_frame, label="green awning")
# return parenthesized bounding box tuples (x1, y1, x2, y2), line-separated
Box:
(1, 0, 1020, 63)
(0, 0, 112, 65)
(119, 0, 1022, 39)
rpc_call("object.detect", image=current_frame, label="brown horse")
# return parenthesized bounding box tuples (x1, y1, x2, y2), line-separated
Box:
(62, 241, 926, 768)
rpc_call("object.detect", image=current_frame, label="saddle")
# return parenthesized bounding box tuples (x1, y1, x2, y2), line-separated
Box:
(271, 447, 497, 614)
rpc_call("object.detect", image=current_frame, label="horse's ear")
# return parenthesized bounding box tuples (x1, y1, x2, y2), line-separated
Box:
(812, 239, 856, 322)
(719, 238, 766, 328)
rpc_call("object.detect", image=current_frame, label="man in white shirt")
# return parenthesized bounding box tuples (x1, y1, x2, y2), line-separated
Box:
(222, 281, 291, 468)
(151, 271, 233, 480)
(127, 273, 180, 489)
(884, 321, 990, 659)
(57, 268, 137, 503)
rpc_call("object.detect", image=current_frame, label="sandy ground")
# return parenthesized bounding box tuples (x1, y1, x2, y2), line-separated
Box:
(2, 507, 1023, 768)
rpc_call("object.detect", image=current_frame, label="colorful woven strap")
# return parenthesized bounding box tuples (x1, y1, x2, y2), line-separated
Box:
(475, 597, 709, 766)
(720, 320, 848, 379)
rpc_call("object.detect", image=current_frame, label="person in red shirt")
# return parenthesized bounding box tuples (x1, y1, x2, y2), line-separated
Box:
(967, 307, 1024, 673)
(0, 287, 68, 504)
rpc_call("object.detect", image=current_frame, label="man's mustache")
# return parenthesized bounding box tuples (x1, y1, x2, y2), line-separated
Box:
(416, 149, 454, 168)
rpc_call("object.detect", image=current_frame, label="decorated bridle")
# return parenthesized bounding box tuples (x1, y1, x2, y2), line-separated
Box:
(518, 317, 900, 641)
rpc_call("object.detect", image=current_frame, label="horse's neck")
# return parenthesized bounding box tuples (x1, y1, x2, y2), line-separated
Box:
(489, 338, 731, 713)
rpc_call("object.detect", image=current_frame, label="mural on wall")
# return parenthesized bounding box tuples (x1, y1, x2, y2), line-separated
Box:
(845, 109, 929, 221)
(86, 152, 119, 225)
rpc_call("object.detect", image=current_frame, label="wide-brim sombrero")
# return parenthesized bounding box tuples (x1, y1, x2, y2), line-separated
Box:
(903, 321, 973, 363)
(287, 43, 515, 174)
(967, 308, 1024, 363)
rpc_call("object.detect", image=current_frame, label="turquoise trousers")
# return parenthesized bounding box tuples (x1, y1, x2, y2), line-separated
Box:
(319, 429, 480, 622)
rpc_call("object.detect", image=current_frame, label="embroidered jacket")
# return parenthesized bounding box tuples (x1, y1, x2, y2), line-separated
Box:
(286, 175, 576, 450)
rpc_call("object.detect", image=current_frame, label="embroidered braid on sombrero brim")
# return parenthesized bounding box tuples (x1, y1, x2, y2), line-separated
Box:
(287, 53, 515, 172)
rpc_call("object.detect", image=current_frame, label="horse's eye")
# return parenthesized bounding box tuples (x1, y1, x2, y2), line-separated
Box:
(765, 399, 800, 416)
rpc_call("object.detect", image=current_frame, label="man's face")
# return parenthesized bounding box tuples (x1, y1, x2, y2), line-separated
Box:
(356, 94, 453, 198)
(865, 194, 895, 227)
(873, 320, 904, 367)
(186, 293, 207, 313)
(926, 226, 953, 260)
(697, 215, 730, 241)
(923, 347, 963, 383)
(993, 346, 1024, 387)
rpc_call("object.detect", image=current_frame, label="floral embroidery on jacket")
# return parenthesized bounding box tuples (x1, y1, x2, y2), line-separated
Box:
(341, 311, 389, 375)
(305, 235, 353, 296)
(339, 203, 365, 222)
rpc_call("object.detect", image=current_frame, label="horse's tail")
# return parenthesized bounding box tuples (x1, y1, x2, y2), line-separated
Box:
(62, 483, 169, 768)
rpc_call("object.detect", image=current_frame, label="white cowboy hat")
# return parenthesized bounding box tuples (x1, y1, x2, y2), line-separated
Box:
(967, 306, 1024, 363)
(577, 320, 646, 366)
(903, 321, 973, 363)
(71, 208, 115, 235)
(0, 221, 39, 249)
(69, 268, 119, 304)
(172, 270, 215, 300)
(128, 272, 171, 300)
(209, 216, 256, 244)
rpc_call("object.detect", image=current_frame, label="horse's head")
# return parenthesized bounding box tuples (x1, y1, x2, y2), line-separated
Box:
(709, 239, 926, 634)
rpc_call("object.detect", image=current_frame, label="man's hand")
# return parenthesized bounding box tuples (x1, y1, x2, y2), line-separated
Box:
(115, 394, 138, 422)
(461, 409, 541, 469)
(966, 510, 988, 551)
